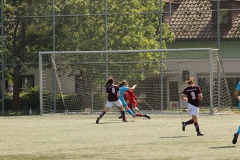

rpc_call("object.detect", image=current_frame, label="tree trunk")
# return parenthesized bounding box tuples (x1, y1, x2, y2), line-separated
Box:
(11, 66, 21, 110)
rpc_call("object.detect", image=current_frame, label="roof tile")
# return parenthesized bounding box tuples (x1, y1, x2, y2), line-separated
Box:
(165, 0, 240, 39)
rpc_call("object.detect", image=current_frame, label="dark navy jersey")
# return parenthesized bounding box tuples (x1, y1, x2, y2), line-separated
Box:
(106, 84, 119, 102)
(182, 85, 202, 107)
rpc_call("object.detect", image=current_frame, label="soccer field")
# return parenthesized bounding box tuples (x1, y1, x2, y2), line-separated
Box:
(0, 113, 239, 160)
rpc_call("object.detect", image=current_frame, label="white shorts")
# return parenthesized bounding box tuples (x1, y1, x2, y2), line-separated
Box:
(106, 100, 122, 108)
(188, 103, 199, 117)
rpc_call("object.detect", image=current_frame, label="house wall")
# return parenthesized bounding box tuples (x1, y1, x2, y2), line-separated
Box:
(16, 55, 240, 90)
(166, 41, 240, 58)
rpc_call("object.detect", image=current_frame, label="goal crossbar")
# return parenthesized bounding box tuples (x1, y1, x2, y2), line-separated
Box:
(39, 48, 215, 55)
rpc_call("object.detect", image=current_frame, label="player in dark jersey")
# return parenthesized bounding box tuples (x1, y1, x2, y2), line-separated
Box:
(96, 77, 127, 124)
(180, 77, 204, 136)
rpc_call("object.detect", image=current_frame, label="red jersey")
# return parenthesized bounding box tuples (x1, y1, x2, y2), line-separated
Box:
(106, 84, 119, 102)
(182, 85, 202, 107)
(124, 90, 137, 108)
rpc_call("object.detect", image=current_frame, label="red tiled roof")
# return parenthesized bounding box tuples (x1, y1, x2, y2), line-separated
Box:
(164, 0, 240, 40)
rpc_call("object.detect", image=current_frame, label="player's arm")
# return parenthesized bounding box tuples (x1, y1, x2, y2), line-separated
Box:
(128, 85, 137, 90)
(117, 91, 120, 97)
(234, 83, 240, 100)
(234, 89, 240, 100)
(198, 93, 203, 101)
(180, 93, 188, 102)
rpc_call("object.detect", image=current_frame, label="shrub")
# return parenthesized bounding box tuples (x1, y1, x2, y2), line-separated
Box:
(20, 86, 40, 110)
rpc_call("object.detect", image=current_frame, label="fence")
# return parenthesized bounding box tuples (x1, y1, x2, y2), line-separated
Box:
(1, 0, 240, 114)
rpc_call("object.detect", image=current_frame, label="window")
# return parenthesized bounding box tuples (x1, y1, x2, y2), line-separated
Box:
(220, 9, 229, 24)
(20, 75, 34, 92)
(211, 2, 232, 28)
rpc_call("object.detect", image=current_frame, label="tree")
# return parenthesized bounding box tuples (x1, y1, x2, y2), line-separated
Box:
(52, 0, 175, 84)
(3, 0, 53, 110)
(2, 0, 174, 110)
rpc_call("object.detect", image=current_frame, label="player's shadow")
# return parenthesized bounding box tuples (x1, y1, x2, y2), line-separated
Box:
(209, 146, 236, 149)
(160, 136, 188, 138)
(94, 120, 127, 124)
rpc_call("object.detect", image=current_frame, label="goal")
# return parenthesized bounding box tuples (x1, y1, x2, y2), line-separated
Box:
(39, 48, 232, 115)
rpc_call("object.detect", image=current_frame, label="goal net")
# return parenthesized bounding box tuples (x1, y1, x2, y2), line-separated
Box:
(39, 48, 232, 115)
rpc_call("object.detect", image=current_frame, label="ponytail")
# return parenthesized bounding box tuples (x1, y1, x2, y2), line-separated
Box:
(186, 77, 194, 85)
(106, 77, 114, 87)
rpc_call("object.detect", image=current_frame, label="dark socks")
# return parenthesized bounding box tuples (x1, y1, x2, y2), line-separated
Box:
(186, 119, 194, 125)
(121, 111, 125, 120)
(194, 122, 200, 133)
(99, 111, 106, 118)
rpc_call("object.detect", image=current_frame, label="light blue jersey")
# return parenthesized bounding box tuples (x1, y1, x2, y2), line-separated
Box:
(236, 82, 240, 135)
(119, 86, 129, 107)
(236, 82, 240, 90)
(118, 86, 135, 116)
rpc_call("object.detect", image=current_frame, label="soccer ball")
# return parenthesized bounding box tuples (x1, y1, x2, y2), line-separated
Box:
(132, 107, 139, 114)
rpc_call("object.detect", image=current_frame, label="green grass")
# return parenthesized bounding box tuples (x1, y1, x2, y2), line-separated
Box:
(0, 113, 240, 160)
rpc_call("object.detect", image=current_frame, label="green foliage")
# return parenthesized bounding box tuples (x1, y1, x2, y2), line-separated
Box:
(0, 92, 13, 111)
(0, 86, 40, 111)
(93, 93, 106, 110)
(3, 0, 175, 68)
(20, 87, 40, 110)
(3, 0, 175, 110)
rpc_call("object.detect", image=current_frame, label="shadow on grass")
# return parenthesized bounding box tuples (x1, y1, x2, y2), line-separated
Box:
(95, 121, 126, 124)
(209, 146, 236, 149)
(160, 136, 188, 138)
(0, 111, 40, 117)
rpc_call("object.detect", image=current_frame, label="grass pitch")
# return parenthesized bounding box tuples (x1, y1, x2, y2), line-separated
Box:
(0, 113, 239, 160)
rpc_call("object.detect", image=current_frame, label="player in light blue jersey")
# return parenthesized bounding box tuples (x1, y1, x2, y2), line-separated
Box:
(232, 82, 240, 144)
(118, 80, 137, 119)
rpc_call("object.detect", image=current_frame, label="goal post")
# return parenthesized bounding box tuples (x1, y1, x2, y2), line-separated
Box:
(39, 48, 232, 115)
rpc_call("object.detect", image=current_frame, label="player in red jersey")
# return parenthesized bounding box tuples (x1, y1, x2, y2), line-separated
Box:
(96, 77, 127, 123)
(180, 77, 204, 136)
(118, 89, 150, 119)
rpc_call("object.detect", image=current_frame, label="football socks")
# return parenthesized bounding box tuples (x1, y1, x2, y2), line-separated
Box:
(127, 109, 135, 117)
(237, 126, 240, 134)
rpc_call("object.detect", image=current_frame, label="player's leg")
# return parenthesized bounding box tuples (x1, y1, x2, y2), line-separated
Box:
(121, 100, 135, 117)
(132, 104, 150, 119)
(96, 101, 111, 124)
(136, 113, 150, 119)
(182, 104, 193, 131)
(192, 116, 203, 136)
(190, 106, 203, 136)
(119, 106, 127, 122)
(143, 114, 150, 119)
(116, 105, 123, 119)
(115, 100, 127, 122)
(119, 103, 132, 119)
(232, 126, 240, 144)
(125, 106, 135, 117)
